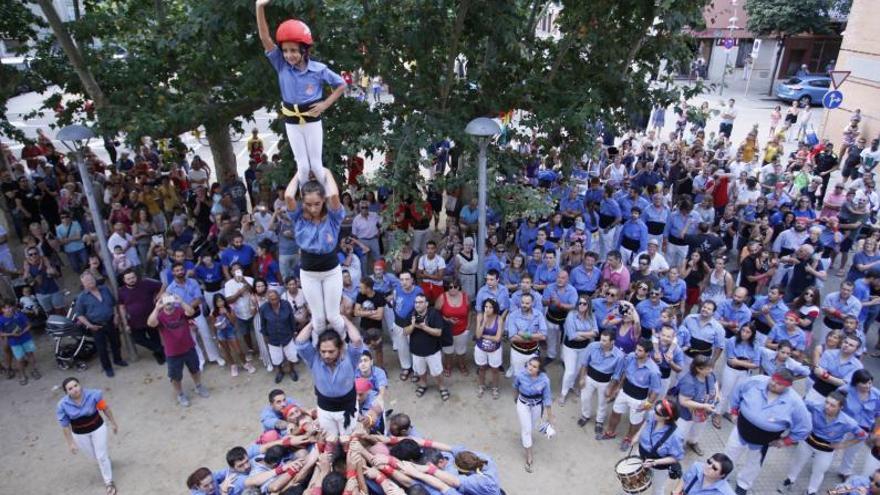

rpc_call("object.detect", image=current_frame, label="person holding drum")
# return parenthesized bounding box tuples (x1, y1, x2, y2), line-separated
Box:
(671, 453, 736, 495)
(512, 356, 554, 473)
(577, 329, 625, 437)
(779, 390, 866, 495)
(636, 398, 685, 495)
(724, 370, 811, 495)
(600, 338, 662, 452)
(676, 356, 721, 457)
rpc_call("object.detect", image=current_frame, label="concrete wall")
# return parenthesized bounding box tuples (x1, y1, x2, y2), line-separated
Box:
(819, 0, 879, 141)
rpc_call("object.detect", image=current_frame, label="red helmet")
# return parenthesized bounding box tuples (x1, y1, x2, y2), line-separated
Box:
(276, 19, 313, 46)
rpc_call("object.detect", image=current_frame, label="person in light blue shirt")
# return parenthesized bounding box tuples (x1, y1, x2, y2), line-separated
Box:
(839, 370, 880, 478)
(823, 281, 863, 331)
(638, 402, 685, 495)
(718, 325, 762, 417)
(807, 335, 863, 404)
(475, 269, 510, 318)
(533, 251, 559, 291)
(509, 275, 543, 314)
(570, 252, 602, 295)
(56, 377, 118, 491)
(559, 295, 598, 402)
(259, 389, 300, 432)
(593, 286, 623, 330)
(672, 454, 736, 495)
(256, 2, 345, 186)
(615, 207, 649, 264)
(658, 268, 687, 310)
(678, 302, 725, 365)
(598, 186, 622, 258)
(750, 285, 789, 336)
(577, 330, 625, 432)
(505, 294, 546, 378)
(724, 371, 812, 493)
(636, 290, 669, 334)
(779, 391, 866, 495)
(766, 312, 808, 357)
(715, 288, 752, 338)
(512, 356, 553, 472)
(758, 342, 811, 378)
(56, 213, 89, 274)
(515, 218, 539, 255)
(663, 201, 700, 269)
(676, 356, 720, 456)
(542, 270, 578, 362)
(617, 187, 651, 222)
(601, 339, 662, 450)
(285, 171, 347, 336)
(643, 195, 669, 245)
(294, 317, 363, 437)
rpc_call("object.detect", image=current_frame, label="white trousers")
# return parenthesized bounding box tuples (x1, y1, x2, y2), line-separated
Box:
(516, 399, 542, 448)
(839, 440, 869, 477)
(508, 349, 537, 378)
(189, 328, 206, 368)
(651, 468, 670, 495)
(863, 448, 880, 477)
(317, 407, 355, 439)
(675, 417, 708, 444)
(300, 265, 345, 335)
(665, 243, 689, 271)
(659, 376, 672, 398)
(598, 227, 618, 258)
(579, 376, 611, 422)
(193, 314, 222, 363)
(786, 441, 834, 494)
(718, 365, 750, 415)
(724, 426, 768, 491)
(546, 322, 562, 360)
(285, 121, 326, 185)
(251, 315, 274, 370)
(73, 423, 112, 484)
(392, 324, 413, 370)
(560, 344, 587, 398)
(619, 246, 636, 266)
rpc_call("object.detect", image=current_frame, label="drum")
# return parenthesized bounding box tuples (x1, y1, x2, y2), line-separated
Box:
(615, 456, 653, 494)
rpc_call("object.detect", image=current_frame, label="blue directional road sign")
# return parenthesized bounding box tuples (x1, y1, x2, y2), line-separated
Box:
(823, 90, 843, 109)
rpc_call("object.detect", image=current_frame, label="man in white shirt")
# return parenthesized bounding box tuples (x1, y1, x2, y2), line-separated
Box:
(630, 239, 670, 275)
(107, 222, 140, 269)
(719, 98, 737, 138)
(416, 240, 446, 303)
(351, 199, 382, 266)
(223, 263, 257, 355)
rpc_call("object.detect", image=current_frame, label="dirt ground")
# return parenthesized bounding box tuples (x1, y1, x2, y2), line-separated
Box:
(0, 326, 864, 495)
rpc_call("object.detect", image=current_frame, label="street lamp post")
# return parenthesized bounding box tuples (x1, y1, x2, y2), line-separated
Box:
(57, 124, 137, 360)
(464, 117, 501, 283)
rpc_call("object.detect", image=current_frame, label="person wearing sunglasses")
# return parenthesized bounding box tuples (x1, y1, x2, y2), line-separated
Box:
(638, 398, 684, 495)
(671, 453, 735, 495)
(559, 296, 598, 405)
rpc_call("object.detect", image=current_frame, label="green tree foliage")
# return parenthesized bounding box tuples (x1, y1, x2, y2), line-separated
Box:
(25, 0, 707, 229)
(0, 1, 45, 144)
(744, 0, 833, 38)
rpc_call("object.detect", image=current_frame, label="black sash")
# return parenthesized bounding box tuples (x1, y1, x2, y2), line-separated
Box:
(660, 365, 672, 379)
(668, 235, 687, 246)
(281, 100, 322, 124)
(737, 413, 783, 446)
(301, 250, 339, 272)
(564, 335, 590, 349)
(823, 317, 844, 330)
(315, 386, 357, 429)
(621, 236, 641, 251)
(587, 365, 612, 383)
(811, 373, 838, 397)
(779, 247, 795, 257)
(70, 411, 104, 435)
(685, 337, 713, 358)
(547, 307, 568, 325)
(728, 362, 751, 371)
(753, 319, 772, 335)
(599, 213, 616, 229)
(511, 341, 539, 354)
(806, 433, 834, 453)
(646, 221, 665, 235)
(623, 378, 649, 400)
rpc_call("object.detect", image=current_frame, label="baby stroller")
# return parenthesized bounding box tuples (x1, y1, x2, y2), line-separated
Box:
(46, 301, 95, 370)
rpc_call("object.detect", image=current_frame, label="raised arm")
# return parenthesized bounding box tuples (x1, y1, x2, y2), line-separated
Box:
(285, 175, 299, 211)
(323, 167, 342, 210)
(255, 0, 275, 52)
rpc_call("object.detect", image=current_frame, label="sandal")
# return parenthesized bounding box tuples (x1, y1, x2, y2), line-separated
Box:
(597, 431, 617, 441)
(491, 387, 500, 400)
(619, 437, 632, 452)
(30, 368, 41, 380)
(477, 385, 485, 398)
(411, 373, 420, 383)
(443, 368, 452, 378)
(415, 385, 427, 397)
(440, 388, 450, 401)
(524, 460, 533, 473)
(399, 369, 412, 382)
(106, 482, 117, 495)
(711, 414, 722, 430)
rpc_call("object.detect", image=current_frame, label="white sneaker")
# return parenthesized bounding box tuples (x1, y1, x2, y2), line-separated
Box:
(266, 364, 274, 373)
(216, 358, 227, 367)
(245, 352, 254, 362)
(244, 363, 257, 374)
(230, 364, 239, 377)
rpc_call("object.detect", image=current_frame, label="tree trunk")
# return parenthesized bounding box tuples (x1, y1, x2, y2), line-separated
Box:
(767, 37, 785, 96)
(73, 0, 82, 20)
(34, 0, 110, 110)
(205, 122, 237, 184)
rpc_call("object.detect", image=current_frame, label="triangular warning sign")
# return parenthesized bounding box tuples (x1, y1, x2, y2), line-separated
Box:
(829, 71, 851, 89)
